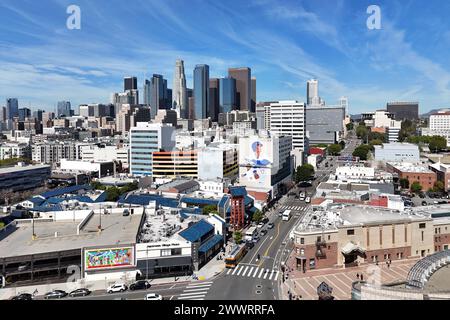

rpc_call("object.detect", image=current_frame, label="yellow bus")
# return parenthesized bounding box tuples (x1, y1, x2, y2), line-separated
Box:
(225, 245, 247, 269)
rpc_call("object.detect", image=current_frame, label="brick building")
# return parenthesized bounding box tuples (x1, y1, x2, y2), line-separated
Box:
(387, 162, 437, 191)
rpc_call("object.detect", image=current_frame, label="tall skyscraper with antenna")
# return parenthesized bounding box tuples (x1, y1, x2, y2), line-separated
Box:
(173, 59, 187, 119)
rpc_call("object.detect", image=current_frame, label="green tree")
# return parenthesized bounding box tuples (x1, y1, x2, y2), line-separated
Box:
(411, 181, 423, 194)
(368, 132, 386, 143)
(252, 210, 264, 223)
(346, 123, 354, 131)
(295, 164, 315, 183)
(202, 204, 218, 215)
(356, 125, 369, 141)
(106, 186, 121, 202)
(233, 231, 243, 244)
(353, 145, 371, 161)
(429, 136, 447, 153)
(328, 144, 342, 156)
(433, 181, 445, 193)
(399, 120, 417, 142)
(399, 178, 410, 190)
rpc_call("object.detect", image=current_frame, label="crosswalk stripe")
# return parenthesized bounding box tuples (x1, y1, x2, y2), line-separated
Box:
(269, 270, 275, 280)
(275, 271, 280, 280)
(246, 267, 254, 277)
(180, 291, 208, 296)
(252, 267, 259, 277)
(186, 284, 212, 289)
(227, 268, 232, 275)
(236, 266, 244, 276)
(263, 269, 269, 279)
(241, 266, 249, 277)
(258, 268, 265, 279)
(232, 266, 240, 275)
(184, 288, 210, 293)
(178, 295, 207, 300)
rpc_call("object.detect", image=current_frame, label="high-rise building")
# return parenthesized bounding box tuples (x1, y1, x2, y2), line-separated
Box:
(173, 59, 188, 119)
(208, 78, 220, 122)
(251, 77, 257, 113)
(143, 79, 151, 106)
(149, 74, 169, 119)
(112, 90, 139, 116)
(188, 97, 195, 120)
(269, 101, 306, 152)
(116, 105, 151, 133)
(307, 79, 320, 106)
(124, 76, 138, 91)
(33, 110, 44, 122)
(129, 122, 175, 176)
(18, 108, 31, 121)
(6, 98, 19, 120)
(0, 106, 6, 123)
(305, 105, 346, 145)
(57, 101, 72, 118)
(387, 102, 419, 121)
(339, 97, 349, 116)
(219, 77, 236, 114)
(193, 65, 209, 120)
(228, 67, 251, 112)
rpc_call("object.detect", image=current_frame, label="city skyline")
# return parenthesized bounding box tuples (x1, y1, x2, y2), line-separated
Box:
(1, 0, 450, 113)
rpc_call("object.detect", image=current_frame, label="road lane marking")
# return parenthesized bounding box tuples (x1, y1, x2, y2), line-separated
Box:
(274, 271, 280, 281)
(252, 267, 259, 277)
(246, 267, 254, 277)
(227, 269, 232, 275)
(263, 269, 269, 279)
(186, 284, 212, 289)
(258, 268, 265, 278)
(236, 266, 244, 276)
(242, 266, 249, 277)
(260, 220, 281, 267)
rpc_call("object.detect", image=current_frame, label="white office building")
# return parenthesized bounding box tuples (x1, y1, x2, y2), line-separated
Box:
(129, 123, 175, 177)
(81, 145, 130, 169)
(374, 143, 420, 162)
(269, 101, 306, 152)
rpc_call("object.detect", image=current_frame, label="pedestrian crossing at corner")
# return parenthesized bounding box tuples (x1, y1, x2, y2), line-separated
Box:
(178, 281, 213, 300)
(226, 265, 280, 281)
(279, 205, 308, 212)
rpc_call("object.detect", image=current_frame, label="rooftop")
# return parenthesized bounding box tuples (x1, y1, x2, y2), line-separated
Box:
(0, 164, 50, 175)
(388, 162, 433, 173)
(0, 209, 143, 258)
(296, 204, 427, 233)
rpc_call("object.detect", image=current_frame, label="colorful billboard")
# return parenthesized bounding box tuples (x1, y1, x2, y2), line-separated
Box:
(84, 246, 135, 271)
(239, 137, 277, 189)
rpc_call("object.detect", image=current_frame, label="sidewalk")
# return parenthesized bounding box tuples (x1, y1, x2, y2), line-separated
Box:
(0, 252, 226, 300)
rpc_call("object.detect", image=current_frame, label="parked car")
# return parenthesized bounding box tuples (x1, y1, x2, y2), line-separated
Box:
(123, 209, 130, 217)
(305, 197, 311, 204)
(145, 293, 163, 300)
(260, 229, 268, 236)
(130, 280, 151, 291)
(267, 222, 275, 229)
(252, 236, 260, 243)
(11, 293, 33, 300)
(262, 217, 269, 224)
(245, 241, 255, 250)
(422, 201, 428, 206)
(44, 290, 68, 299)
(257, 222, 265, 229)
(69, 288, 91, 297)
(107, 283, 127, 294)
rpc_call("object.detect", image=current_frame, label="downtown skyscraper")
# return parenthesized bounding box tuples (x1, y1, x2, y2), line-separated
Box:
(228, 67, 251, 112)
(172, 59, 188, 119)
(193, 64, 209, 120)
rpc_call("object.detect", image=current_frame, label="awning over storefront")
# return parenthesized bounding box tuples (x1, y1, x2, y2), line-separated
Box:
(341, 242, 366, 255)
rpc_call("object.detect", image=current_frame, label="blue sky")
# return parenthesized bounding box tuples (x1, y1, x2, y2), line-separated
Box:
(1, 0, 450, 114)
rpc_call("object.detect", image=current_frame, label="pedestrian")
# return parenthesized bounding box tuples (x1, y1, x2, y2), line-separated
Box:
(361, 274, 364, 281)
(356, 273, 360, 280)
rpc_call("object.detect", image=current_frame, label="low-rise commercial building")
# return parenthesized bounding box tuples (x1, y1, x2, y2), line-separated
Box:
(374, 143, 420, 162)
(387, 162, 437, 192)
(0, 164, 51, 193)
